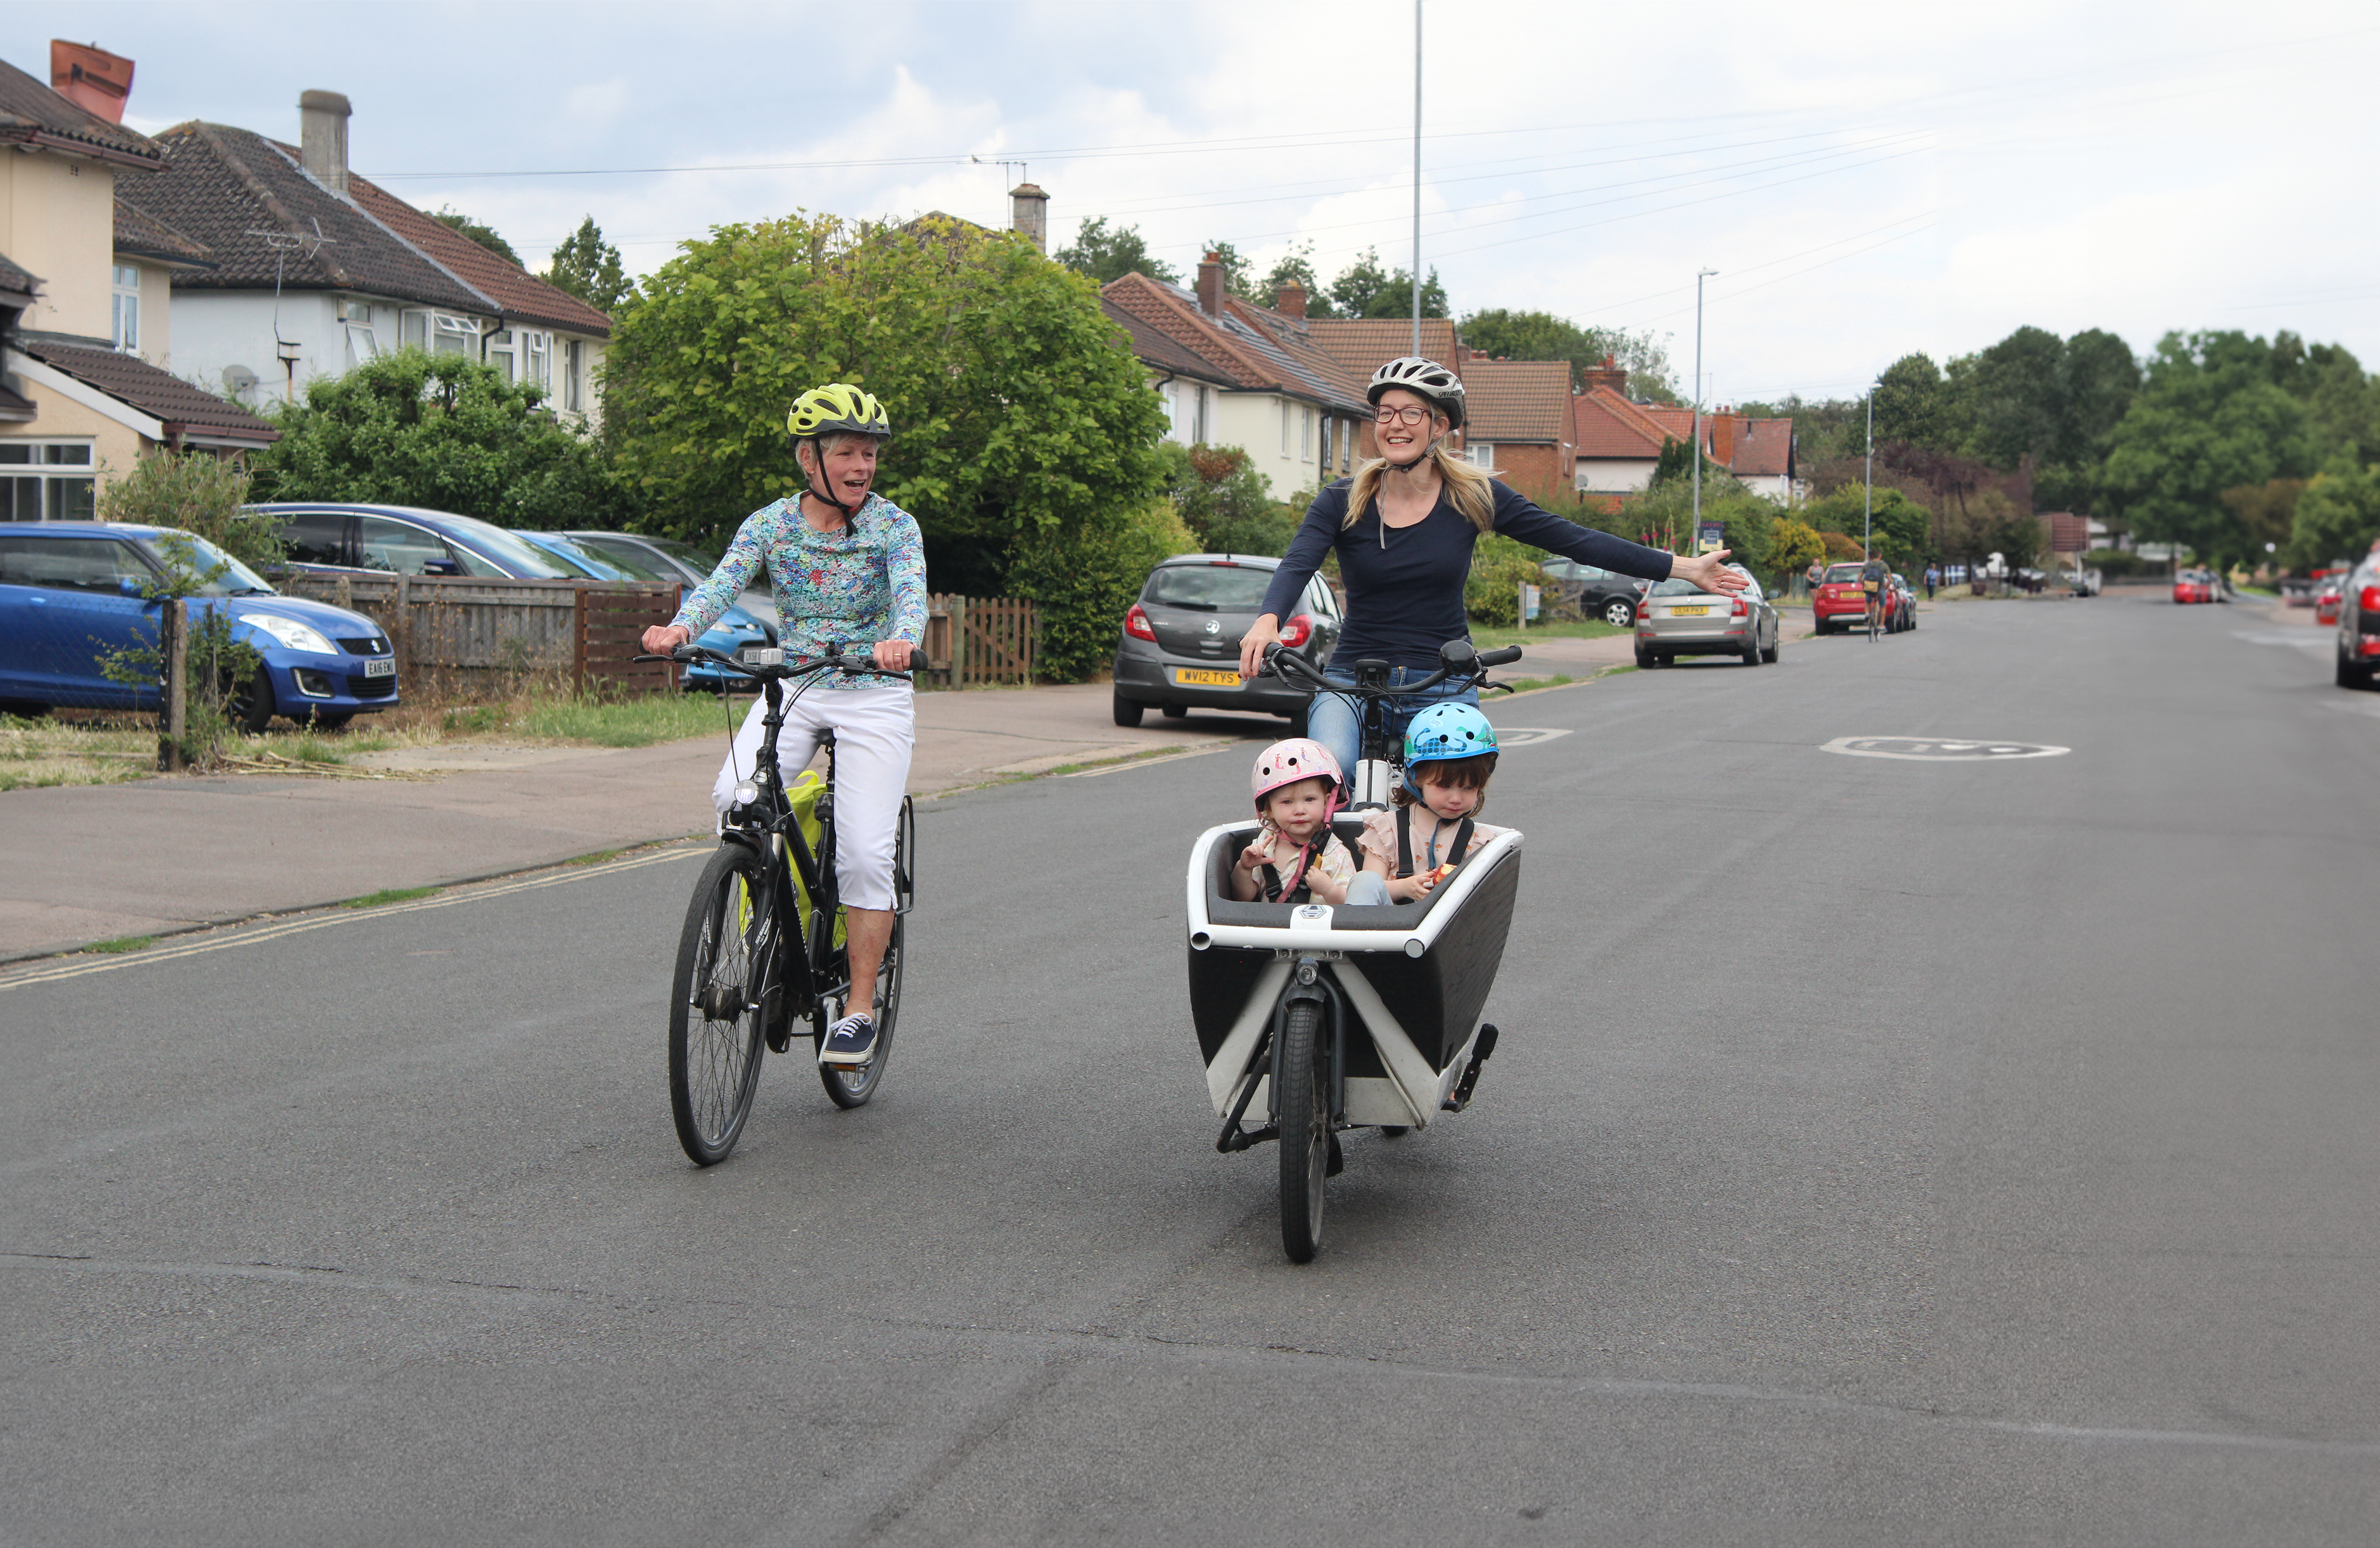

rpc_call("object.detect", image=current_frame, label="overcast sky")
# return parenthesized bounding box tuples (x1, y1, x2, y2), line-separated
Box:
(18, 0, 2378, 405)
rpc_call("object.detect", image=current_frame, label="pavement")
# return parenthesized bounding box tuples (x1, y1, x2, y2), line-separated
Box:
(0, 682, 1291, 963)
(7, 591, 2376, 1544)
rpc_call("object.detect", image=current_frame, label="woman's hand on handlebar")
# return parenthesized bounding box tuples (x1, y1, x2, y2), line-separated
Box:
(869, 639, 917, 672)
(1672, 550, 1750, 595)
(642, 623, 693, 655)
(1238, 615, 1281, 680)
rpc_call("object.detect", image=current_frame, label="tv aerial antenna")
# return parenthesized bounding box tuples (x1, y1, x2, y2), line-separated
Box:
(248, 219, 334, 399)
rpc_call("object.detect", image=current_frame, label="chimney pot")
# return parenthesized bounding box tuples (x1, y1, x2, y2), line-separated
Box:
(1196, 252, 1223, 317)
(1274, 281, 1306, 319)
(51, 41, 134, 124)
(299, 89, 351, 196)
(1008, 181, 1049, 254)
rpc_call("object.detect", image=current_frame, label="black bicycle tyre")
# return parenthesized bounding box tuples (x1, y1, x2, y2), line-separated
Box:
(1277, 999, 1329, 1263)
(669, 844, 769, 1165)
(817, 795, 914, 1108)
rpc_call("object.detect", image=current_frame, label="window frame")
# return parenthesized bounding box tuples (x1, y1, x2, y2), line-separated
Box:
(0, 441, 99, 522)
(111, 263, 140, 353)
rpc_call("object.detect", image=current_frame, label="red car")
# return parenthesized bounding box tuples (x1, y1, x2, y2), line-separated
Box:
(2173, 569, 2217, 605)
(2315, 575, 2345, 628)
(1811, 562, 1878, 633)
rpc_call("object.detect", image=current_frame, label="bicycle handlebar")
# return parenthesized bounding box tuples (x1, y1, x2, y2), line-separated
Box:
(1261, 639, 1518, 697)
(632, 642, 915, 681)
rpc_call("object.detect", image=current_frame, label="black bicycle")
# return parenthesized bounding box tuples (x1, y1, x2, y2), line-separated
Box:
(646, 642, 917, 1165)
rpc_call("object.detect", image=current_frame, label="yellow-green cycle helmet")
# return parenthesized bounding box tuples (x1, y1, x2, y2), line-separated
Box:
(786, 382, 891, 441)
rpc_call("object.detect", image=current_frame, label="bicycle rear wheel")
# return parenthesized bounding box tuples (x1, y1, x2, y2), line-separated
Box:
(817, 795, 914, 1109)
(669, 845, 769, 1165)
(1276, 999, 1329, 1263)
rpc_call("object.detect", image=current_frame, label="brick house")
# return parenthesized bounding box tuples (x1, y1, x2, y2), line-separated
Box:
(1455, 358, 1574, 501)
(1572, 358, 1799, 506)
(2, 48, 276, 519)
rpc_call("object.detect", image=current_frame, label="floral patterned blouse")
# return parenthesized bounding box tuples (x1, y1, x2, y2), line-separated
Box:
(670, 493, 930, 690)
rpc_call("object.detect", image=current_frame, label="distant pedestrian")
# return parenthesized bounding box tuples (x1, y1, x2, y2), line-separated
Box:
(1923, 563, 1937, 599)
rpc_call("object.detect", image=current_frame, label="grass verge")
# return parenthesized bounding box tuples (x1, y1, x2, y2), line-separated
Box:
(1498, 674, 1579, 695)
(1470, 619, 1632, 646)
(85, 935, 156, 954)
(340, 886, 440, 910)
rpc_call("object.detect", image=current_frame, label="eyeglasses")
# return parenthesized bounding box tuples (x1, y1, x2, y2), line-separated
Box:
(1373, 405, 1433, 426)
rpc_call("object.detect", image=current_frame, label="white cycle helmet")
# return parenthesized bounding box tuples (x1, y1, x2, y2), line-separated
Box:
(1367, 356, 1465, 430)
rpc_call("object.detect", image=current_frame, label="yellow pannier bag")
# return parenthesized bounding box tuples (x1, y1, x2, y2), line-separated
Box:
(779, 769, 846, 948)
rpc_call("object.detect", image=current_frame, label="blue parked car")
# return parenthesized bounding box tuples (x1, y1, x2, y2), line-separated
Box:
(249, 502, 591, 582)
(0, 521, 397, 730)
(562, 529, 778, 636)
(512, 530, 771, 693)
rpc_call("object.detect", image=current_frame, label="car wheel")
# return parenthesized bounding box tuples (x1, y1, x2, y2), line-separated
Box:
(1161, 704, 1188, 719)
(1741, 634, 1760, 666)
(1602, 598, 1636, 627)
(0, 699, 50, 719)
(1761, 635, 1780, 664)
(225, 665, 275, 734)
(2337, 649, 2373, 690)
(1111, 691, 1144, 728)
(1813, 619, 1830, 636)
(1633, 647, 1652, 669)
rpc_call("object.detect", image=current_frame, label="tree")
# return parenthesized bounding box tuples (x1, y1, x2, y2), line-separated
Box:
(252, 350, 626, 527)
(603, 212, 1170, 679)
(430, 207, 521, 267)
(1326, 248, 1390, 318)
(1358, 266, 1448, 322)
(1460, 309, 1675, 398)
(1871, 353, 1949, 449)
(1959, 325, 2068, 472)
(2286, 458, 2380, 570)
(1771, 519, 1826, 576)
(2220, 478, 2306, 562)
(1258, 241, 1336, 317)
(1802, 483, 1932, 561)
(2099, 331, 2319, 569)
(1054, 217, 1178, 285)
(541, 216, 639, 314)
(1160, 443, 1297, 554)
(95, 448, 284, 572)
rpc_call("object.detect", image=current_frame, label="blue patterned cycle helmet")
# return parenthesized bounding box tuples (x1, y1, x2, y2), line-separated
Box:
(1403, 703, 1498, 767)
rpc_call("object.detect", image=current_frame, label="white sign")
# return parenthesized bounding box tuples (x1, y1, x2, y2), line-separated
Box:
(1821, 736, 2070, 762)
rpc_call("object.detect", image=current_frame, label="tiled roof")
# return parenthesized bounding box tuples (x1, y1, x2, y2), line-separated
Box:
(1573, 388, 1671, 458)
(0, 249, 40, 304)
(345, 170, 610, 337)
(1733, 418, 1793, 479)
(0, 55, 162, 169)
(122, 122, 489, 311)
(1306, 317, 1459, 385)
(16, 334, 277, 442)
(113, 198, 212, 266)
(1101, 298, 1235, 387)
(1458, 359, 1570, 444)
(1640, 403, 1696, 441)
(1101, 273, 1367, 412)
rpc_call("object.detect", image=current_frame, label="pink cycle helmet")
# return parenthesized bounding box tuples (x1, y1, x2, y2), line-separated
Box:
(1251, 738, 1344, 818)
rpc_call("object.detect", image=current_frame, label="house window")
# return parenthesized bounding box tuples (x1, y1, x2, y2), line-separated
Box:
(1318, 415, 1332, 472)
(1341, 418, 1352, 473)
(1280, 400, 1291, 455)
(486, 329, 516, 382)
(1302, 408, 1313, 461)
(0, 442, 98, 521)
(524, 331, 550, 391)
(564, 339, 584, 413)
(1465, 442, 1495, 469)
(1194, 385, 1210, 443)
(111, 264, 140, 353)
(434, 314, 478, 357)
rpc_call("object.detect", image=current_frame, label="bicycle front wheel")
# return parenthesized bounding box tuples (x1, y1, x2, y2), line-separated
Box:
(669, 845, 769, 1165)
(1277, 999, 1329, 1263)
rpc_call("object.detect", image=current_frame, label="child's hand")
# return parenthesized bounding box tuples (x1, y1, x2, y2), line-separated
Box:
(1237, 838, 1275, 873)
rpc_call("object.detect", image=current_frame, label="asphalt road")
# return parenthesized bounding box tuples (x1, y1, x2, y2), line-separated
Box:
(6, 594, 2376, 1546)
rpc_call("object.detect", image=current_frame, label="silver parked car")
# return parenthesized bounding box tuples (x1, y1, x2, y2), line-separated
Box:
(2333, 545, 2380, 689)
(1633, 566, 1779, 667)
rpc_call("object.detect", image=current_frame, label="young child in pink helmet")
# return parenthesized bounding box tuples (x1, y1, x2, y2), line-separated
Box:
(1229, 738, 1360, 904)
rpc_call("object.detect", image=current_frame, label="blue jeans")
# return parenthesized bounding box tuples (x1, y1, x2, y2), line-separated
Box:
(1305, 667, 1481, 780)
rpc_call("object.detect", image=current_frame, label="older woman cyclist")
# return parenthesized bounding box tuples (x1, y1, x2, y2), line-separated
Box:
(641, 383, 924, 1070)
(1239, 357, 1747, 771)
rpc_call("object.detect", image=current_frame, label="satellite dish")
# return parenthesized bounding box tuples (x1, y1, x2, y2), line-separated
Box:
(222, 365, 258, 403)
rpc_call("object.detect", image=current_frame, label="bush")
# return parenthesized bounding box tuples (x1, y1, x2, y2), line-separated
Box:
(1007, 498, 1198, 681)
(1465, 531, 1548, 627)
(2084, 547, 2150, 576)
(97, 451, 284, 572)
(1162, 442, 1299, 556)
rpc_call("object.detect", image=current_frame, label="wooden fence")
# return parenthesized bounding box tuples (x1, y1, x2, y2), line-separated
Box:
(920, 594, 1036, 688)
(279, 573, 682, 697)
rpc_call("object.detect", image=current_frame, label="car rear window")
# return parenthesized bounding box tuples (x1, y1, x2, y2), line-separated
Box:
(1824, 564, 1865, 584)
(1144, 564, 1275, 610)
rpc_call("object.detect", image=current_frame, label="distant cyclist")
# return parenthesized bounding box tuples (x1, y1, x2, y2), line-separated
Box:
(1239, 356, 1746, 774)
(640, 383, 924, 1069)
(1862, 551, 1888, 635)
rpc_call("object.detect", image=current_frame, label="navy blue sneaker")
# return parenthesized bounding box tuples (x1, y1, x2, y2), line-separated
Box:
(819, 1012, 877, 1067)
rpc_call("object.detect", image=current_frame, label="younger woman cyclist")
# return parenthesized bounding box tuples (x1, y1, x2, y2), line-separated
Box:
(1345, 704, 1510, 904)
(1231, 739, 1360, 905)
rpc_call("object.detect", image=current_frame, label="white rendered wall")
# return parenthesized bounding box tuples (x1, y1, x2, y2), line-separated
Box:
(1574, 457, 1659, 494)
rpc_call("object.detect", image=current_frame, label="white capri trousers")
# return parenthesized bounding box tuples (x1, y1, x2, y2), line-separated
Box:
(712, 682, 914, 912)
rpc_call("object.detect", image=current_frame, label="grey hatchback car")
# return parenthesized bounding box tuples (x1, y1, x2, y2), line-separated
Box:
(1634, 566, 1780, 667)
(1112, 554, 1340, 728)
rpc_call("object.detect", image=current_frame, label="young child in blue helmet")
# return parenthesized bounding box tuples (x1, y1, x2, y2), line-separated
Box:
(1344, 703, 1512, 905)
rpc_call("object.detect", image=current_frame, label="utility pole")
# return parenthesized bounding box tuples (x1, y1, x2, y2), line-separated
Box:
(1690, 268, 1717, 545)
(1412, 0, 1423, 357)
(1864, 387, 1875, 558)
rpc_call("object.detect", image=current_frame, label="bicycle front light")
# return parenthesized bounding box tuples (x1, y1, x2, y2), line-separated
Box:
(732, 779, 760, 807)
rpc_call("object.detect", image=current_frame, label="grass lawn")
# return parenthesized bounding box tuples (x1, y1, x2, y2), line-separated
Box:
(1469, 619, 1632, 647)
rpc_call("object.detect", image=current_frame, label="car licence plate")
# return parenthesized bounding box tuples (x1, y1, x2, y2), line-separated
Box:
(1173, 667, 1240, 687)
(1671, 606, 1710, 617)
(362, 657, 396, 677)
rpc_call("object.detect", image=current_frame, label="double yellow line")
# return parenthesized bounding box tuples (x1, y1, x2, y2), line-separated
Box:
(0, 845, 705, 994)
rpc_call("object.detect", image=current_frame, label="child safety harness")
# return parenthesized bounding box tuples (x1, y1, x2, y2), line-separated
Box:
(1395, 806, 1476, 879)
(1260, 831, 1352, 904)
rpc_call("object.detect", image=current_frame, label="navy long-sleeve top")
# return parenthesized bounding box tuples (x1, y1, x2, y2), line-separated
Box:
(1257, 477, 1678, 673)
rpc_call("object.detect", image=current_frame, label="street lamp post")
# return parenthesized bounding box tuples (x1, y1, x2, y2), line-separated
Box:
(1864, 387, 1874, 559)
(1411, 0, 1423, 357)
(1690, 268, 1717, 550)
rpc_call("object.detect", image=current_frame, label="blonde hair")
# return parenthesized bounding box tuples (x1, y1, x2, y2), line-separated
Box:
(1343, 439, 1497, 533)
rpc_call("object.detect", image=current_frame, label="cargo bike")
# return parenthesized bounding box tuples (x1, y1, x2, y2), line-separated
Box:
(1186, 640, 1526, 1262)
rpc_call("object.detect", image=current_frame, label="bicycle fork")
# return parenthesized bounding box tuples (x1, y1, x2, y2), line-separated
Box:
(1216, 955, 1346, 1152)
